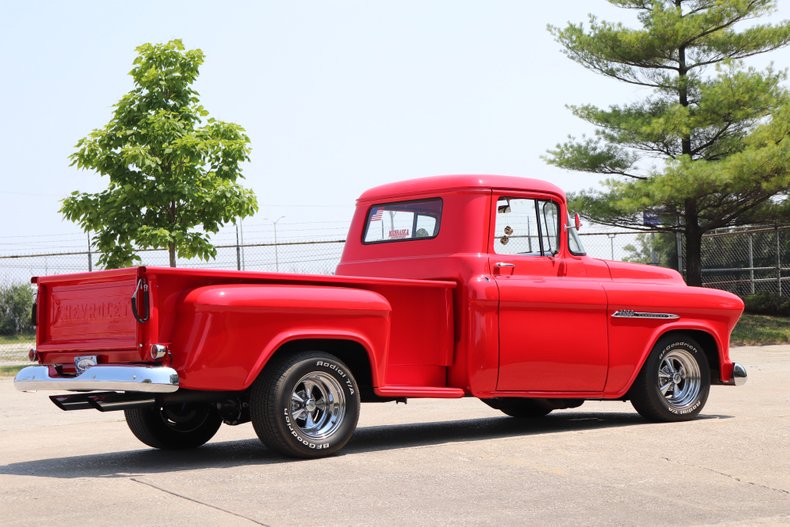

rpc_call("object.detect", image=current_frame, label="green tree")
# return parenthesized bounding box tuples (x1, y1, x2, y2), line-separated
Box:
(62, 40, 258, 268)
(0, 283, 34, 336)
(546, 1, 790, 285)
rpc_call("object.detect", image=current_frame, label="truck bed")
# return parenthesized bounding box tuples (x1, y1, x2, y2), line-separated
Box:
(34, 267, 456, 392)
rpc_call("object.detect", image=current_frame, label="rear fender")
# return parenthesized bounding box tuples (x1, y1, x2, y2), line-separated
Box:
(172, 284, 391, 391)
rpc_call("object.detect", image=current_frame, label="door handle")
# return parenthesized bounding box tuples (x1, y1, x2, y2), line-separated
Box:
(495, 262, 515, 268)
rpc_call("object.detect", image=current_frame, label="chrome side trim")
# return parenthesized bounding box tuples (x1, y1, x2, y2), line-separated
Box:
(14, 365, 179, 393)
(732, 362, 747, 386)
(611, 310, 680, 320)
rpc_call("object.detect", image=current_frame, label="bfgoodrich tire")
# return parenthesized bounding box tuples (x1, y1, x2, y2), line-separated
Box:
(124, 403, 222, 449)
(630, 335, 710, 422)
(250, 352, 361, 458)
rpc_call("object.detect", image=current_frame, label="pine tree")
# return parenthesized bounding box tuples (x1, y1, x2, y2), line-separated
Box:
(546, 0, 790, 285)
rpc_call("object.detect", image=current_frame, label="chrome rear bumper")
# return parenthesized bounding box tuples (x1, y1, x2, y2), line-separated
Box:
(14, 365, 179, 393)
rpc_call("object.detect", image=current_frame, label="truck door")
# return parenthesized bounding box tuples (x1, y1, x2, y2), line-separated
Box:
(491, 195, 608, 392)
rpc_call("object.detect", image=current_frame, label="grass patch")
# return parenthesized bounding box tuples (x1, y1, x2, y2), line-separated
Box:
(0, 334, 34, 345)
(0, 364, 25, 377)
(731, 314, 790, 346)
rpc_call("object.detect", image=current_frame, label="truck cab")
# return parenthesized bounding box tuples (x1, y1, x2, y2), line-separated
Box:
(339, 175, 743, 397)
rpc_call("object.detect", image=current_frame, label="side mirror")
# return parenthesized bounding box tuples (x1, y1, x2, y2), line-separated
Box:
(574, 213, 582, 231)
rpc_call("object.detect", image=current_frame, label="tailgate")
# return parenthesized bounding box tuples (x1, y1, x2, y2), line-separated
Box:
(35, 268, 144, 367)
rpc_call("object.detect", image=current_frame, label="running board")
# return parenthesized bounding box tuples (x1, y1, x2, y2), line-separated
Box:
(376, 386, 465, 398)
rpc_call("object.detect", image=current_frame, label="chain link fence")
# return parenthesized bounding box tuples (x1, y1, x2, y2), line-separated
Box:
(0, 229, 655, 285)
(3, 227, 787, 292)
(0, 240, 347, 285)
(699, 225, 789, 297)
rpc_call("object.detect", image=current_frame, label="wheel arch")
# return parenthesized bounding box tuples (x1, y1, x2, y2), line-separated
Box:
(651, 329, 720, 384)
(677, 330, 721, 384)
(626, 327, 721, 397)
(256, 338, 379, 402)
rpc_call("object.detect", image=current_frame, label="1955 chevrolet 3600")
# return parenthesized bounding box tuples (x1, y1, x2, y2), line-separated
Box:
(15, 175, 747, 458)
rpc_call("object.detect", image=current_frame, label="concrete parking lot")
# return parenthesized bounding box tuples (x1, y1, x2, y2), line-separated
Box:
(1, 345, 788, 526)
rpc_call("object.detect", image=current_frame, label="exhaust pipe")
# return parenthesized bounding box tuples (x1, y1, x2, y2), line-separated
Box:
(50, 389, 246, 412)
(50, 392, 156, 412)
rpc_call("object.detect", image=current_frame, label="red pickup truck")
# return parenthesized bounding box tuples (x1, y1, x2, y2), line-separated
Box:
(15, 175, 747, 458)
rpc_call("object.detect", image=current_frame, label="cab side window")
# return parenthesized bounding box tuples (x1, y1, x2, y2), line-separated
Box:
(494, 197, 560, 256)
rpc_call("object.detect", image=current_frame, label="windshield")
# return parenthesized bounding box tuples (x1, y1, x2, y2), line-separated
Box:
(568, 214, 586, 255)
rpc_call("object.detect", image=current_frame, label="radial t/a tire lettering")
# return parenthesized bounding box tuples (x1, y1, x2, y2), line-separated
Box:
(630, 335, 710, 422)
(250, 351, 361, 458)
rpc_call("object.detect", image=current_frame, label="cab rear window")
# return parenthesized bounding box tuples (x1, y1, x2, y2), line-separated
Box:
(363, 198, 443, 244)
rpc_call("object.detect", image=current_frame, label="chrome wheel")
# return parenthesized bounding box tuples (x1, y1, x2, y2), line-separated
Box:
(290, 371, 347, 441)
(658, 348, 702, 411)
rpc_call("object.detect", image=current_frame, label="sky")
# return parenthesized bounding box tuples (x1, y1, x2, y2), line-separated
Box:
(1, 0, 788, 256)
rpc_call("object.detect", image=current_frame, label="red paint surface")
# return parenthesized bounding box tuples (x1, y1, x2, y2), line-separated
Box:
(33, 175, 744, 397)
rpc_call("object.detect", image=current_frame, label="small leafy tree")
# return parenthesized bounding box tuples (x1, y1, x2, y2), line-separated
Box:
(0, 283, 34, 336)
(546, 1, 790, 285)
(62, 40, 258, 268)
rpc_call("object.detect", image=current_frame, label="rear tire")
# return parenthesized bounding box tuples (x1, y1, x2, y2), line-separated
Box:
(630, 335, 710, 422)
(124, 403, 222, 449)
(250, 352, 361, 458)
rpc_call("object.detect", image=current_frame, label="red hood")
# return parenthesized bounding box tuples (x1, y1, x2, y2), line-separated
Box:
(602, 260, 686, 285)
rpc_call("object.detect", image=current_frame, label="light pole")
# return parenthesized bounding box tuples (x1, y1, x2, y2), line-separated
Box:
(273, 216, 285, 272)
(607, 233, 616, 260)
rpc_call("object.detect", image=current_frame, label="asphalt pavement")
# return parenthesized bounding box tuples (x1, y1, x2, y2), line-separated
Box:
(1, 345, 788, 526)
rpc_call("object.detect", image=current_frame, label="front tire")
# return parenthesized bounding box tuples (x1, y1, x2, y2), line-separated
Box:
(124, 403, 222, 449)
(630, 335, 710, 422)
(250, 352, 361, 458)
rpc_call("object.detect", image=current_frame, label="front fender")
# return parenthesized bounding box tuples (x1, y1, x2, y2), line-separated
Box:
(606, 319, 732, 396)
(603, 284, 742, 396)
(171, 284, 391, 390)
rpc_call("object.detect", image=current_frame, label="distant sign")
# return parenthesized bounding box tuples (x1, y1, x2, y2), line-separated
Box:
(389, 229, 409, 239)
(643, 211, 661, 227)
